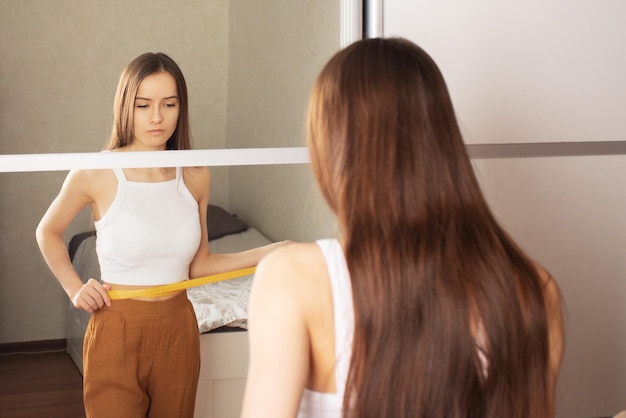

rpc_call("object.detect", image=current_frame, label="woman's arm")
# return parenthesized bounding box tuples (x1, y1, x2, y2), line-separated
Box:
(530, 264, 565, 415)
(189, 242, 286, 279)
(542, 271, 564, 399)
(35, 169, 111, 312)
(240, 247, 311, 418)
(185, 166, 287, 279)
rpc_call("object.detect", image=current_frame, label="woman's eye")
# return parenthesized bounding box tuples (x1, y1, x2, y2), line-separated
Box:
(165, 103, 177, 108)
(136, 104, 149, 109)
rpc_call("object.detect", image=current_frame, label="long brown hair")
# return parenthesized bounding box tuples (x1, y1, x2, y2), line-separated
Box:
(308, 37, 554, 418)
(106, 52, 191, 150)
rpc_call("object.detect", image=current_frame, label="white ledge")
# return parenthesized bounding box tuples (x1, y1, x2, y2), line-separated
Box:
(0, 148, 311, 173)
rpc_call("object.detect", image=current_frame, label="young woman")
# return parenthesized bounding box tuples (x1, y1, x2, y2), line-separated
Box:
(240, 38, 564, 418)
(36, 52, 282, 418)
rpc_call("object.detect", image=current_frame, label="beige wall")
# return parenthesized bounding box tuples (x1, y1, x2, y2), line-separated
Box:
(225, 0, 339, 242)
(0, 0, 229, 343)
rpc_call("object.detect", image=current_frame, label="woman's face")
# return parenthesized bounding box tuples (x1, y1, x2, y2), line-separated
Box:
(131, 71, 180, 150)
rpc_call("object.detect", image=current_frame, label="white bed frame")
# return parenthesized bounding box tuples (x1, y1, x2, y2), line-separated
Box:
(194, 330, 249, 418)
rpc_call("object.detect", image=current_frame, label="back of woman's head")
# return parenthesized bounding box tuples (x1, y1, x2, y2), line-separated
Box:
(308, 37, 480, 236)
(107, 52, 191, 150)
(308, 37, 553, 418)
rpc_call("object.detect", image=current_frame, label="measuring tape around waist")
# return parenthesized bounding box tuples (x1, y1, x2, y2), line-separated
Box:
(107, 266, 257, 300)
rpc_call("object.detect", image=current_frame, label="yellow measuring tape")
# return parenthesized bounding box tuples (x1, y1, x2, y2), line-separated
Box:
(107, 266, 257, 300)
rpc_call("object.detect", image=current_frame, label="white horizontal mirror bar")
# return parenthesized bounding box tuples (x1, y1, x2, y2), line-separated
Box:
(0, 148, 310, 173)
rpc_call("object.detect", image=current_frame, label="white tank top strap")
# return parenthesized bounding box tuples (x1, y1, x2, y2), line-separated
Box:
(95, 168, 126, 229)
(176, 167, 197, 205)
(317, 239, 354, 393)
(298, 239, 353, 417)
(112, 167, 127, 183)
(176, 167, 185, 190)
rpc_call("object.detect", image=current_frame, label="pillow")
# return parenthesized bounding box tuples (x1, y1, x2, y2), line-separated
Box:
(68, 230, 96, 261)
(207, 204, 249, 240)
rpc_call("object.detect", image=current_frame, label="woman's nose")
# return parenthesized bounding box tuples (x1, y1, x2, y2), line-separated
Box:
(151, 108, 163, 124)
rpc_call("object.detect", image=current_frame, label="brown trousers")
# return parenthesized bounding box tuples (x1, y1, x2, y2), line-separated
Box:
(83, 291, 200, 418)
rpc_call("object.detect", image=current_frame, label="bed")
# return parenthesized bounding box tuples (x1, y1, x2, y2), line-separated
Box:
(66, 205, 269, 418)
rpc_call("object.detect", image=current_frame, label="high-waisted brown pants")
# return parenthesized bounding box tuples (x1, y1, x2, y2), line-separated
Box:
(83, 291, 200, 418)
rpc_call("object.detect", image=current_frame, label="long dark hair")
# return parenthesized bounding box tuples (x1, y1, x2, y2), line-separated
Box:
(308, 37, 554, 417)
(107, 52, 191, 150)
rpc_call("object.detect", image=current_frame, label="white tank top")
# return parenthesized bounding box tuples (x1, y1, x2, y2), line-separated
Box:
(298, 239, 354, 418)
(94, 167, 201, 285)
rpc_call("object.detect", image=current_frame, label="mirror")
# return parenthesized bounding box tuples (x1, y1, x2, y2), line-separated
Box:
(0, 0, 340, 346)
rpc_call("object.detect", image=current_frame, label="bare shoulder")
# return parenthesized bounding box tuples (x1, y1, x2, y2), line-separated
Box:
(253, 242, 328, 302)
(183, 166, 210, 200)
(258, 242, 326, 278)
(68, 168, 115, 182)
(65, 168, 93, 184)
(62, 169, 111, 195)
(532, 264, 564, 383)
(533, 263, 563, 342)
(183, 166, 210, 182)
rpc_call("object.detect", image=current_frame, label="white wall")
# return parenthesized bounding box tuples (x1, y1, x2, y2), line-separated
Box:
(379, 0, 626, 416)
(474, 157, 626, 417)
(383, 0, 626, 144)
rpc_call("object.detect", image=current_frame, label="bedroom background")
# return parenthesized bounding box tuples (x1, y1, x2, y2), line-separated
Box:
(0, 0, 339, 345)
(3, 1, 625, 417)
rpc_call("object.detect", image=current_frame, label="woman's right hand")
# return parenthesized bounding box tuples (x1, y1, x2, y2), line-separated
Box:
(71, 279, 111, 313)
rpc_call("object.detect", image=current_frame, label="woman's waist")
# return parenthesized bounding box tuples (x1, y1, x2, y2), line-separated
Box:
(104, 279, 188, 301)
(99, 289, 191, 316)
